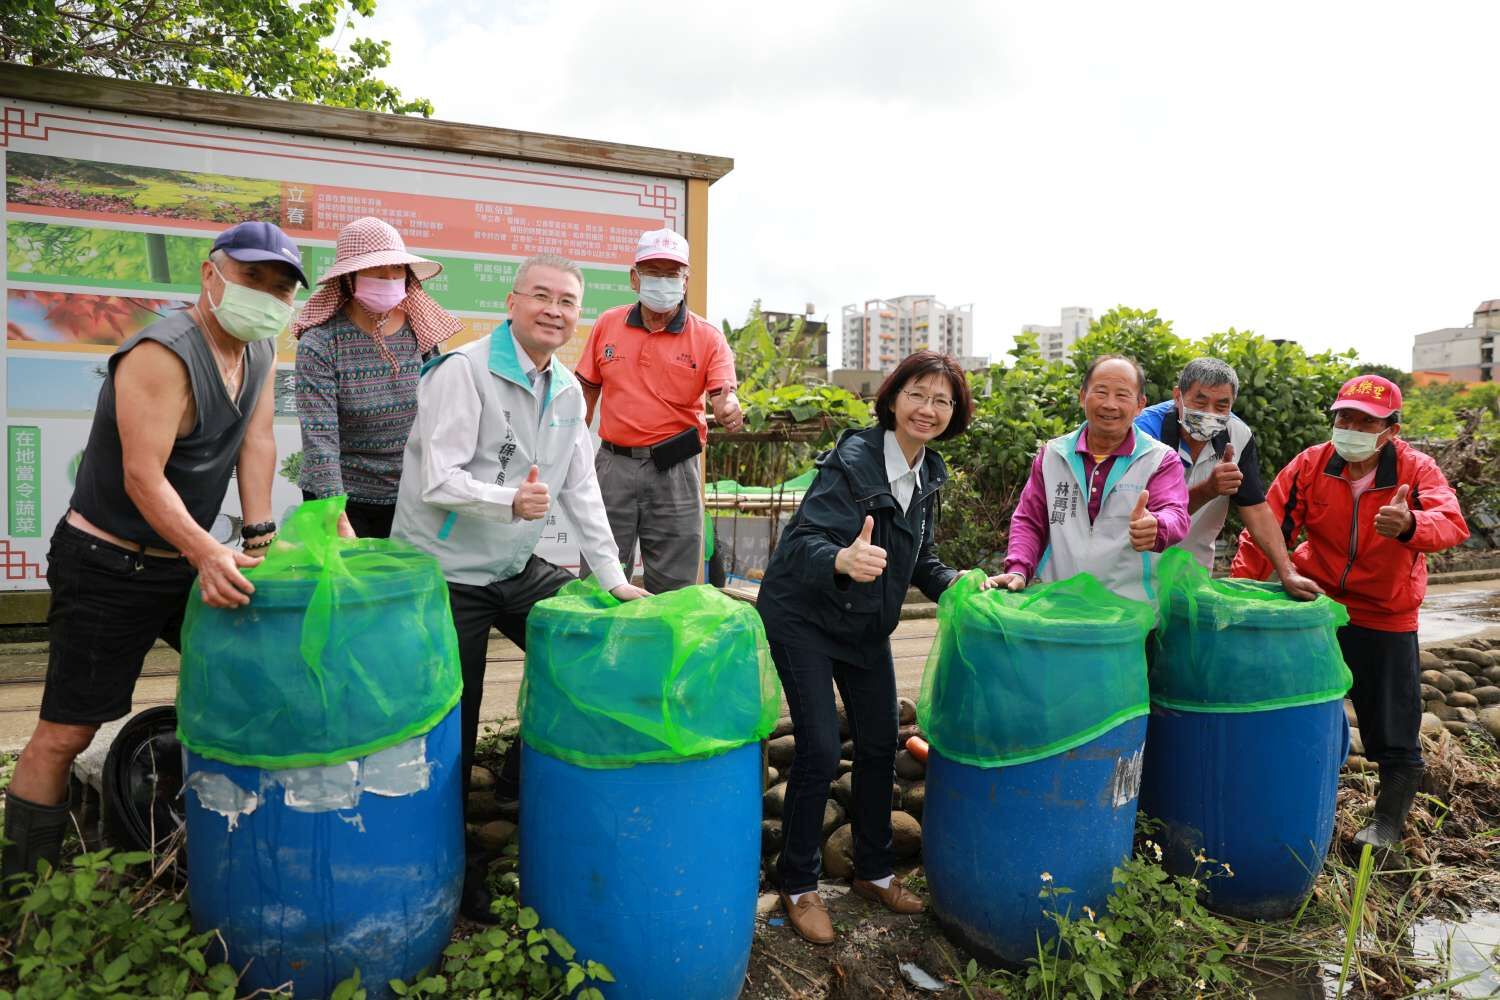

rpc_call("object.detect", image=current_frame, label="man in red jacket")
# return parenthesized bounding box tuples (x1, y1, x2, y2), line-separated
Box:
(1230, 374, 1469, 850)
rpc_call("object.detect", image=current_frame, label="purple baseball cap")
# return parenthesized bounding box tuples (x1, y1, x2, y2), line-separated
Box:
(211, 221, 309, 287)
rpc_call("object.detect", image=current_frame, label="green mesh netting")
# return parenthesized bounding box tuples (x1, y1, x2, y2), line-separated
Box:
(177, 496, 462, 770)
(519, 580, 781, 768)
(1151, 548, 1352, 713)
(917, 570, 1154, 768)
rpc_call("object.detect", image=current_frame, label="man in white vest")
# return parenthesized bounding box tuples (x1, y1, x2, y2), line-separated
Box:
(986, 355, 1190, 602)
(392, 253, 647, 921)
(1134, 357, 1322, 598)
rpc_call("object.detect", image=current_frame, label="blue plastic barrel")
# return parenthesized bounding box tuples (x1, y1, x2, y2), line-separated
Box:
(184, 706, 463, 998)
(519, 741, 761, 1000)
(924, 716, 1148, 966)
(1140, 700, 1347, 919)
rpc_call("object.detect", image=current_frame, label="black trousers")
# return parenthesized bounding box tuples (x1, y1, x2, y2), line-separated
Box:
(446, 556, 576, 799)
(770, 639, 899, 894)
(301, 491, 395, 539)
(1338, 624, 1422, 769)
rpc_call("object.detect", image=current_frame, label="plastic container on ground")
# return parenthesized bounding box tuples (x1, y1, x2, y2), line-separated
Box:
(184, 705, 463, 998)
(924, 717, 1148, 966)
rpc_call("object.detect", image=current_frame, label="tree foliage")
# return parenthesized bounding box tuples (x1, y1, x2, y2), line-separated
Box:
(1, 0, 433, 116)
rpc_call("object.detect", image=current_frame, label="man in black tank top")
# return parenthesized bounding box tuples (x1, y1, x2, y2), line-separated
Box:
(2, 222, 308, 886)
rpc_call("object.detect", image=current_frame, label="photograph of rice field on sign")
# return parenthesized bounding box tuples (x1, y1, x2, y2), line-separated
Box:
(6, 289, 179, 348)
(6, 152, 281, 224)
(8, 221, 212, 292)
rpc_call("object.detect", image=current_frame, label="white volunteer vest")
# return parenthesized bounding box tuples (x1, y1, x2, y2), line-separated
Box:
(1037, 425, 1173, 604)
(1161, 413, 1255, 571)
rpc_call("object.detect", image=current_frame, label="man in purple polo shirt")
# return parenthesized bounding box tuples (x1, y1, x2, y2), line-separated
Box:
(986, 354, 1189, 601)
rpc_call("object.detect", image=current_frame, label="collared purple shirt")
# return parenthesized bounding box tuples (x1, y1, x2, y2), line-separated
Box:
(1004, 426, 1190, 579)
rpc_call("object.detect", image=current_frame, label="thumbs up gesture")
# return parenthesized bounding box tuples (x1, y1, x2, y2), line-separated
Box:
(1128, 489, 1158, 552)
(1374, 483, 1414, 538)
(514, 465, 551, 521)
(1208, 443, 1243, 497)
(834, 515, 888, 583)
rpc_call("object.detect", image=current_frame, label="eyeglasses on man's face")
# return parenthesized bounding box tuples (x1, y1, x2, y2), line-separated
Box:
(519, 289, 580, 312)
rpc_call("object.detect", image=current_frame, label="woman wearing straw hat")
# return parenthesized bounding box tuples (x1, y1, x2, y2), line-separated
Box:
(294, 217, 461, 537)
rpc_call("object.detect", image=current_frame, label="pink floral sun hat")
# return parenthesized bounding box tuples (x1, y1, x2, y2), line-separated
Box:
(293, 216, 459, 352)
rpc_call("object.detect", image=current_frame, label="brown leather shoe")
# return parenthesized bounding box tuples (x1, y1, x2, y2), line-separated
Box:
(780, 891, 835, 945)
(852, 877, 924, 914)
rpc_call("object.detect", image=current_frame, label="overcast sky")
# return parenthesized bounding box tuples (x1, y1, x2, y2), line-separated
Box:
(355, 1, 1499, 370)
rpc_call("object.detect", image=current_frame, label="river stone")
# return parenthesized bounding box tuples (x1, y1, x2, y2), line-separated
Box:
(823, 800, 847, 837)
(469, 766, 496, 792)
(894, 750, 926, 781)
(1446, 670, 1476, 693)
(767, 735, 797, 769)
(1447, 691, 1480, 710)
(763, 782, 787, 818)
(771, 716, 796, 739)
(1345, 755, 1376, 773)
(1479, 707, 1500, 741)
(837, 705, 850, 738)
(829, 772, 900, 811)
(1420, 712, 1446, 735)
(1472, 686, 1500, 706)
(1447, 648, 1496, 668)
(898, 724, 924, 745)
(1343, 700, 1359, 726)
(904, 781, 925, 819)
(1483, 666, 1500, 685)
(1422, 670, 1455, 694)
(1419, 649, 1445, 671)
(891, 811, 923, 859)
(1454, 707, 1479, 724)
(1421, 684, 1444, 703)
(767, 766, 781, 787)
(1348, 728, 1364, 756)
(899, 697, 918, 726)
(1447, 659, 1486, 677)
(757, 891, 781, 918)
(840, 740, 855, 761)
(474, 819, 516, 852)
(1428, 703, 1458, 721)
(1443, 720, 1472, 737)
(837, 760, 853, 775)
(466, 791, 502, 821)
(762, 818, 784, 855)
(822, 825, 855, 879)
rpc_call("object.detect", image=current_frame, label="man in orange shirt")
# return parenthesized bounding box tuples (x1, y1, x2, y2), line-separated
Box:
(576, 229, 742, 592)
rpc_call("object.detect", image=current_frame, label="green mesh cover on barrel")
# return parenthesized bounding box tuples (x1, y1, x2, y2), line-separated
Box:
(177, 497, 462, 769)
(918, 570, 1154, 767)
(519, 580, 781, 768)
(1151, 548, 1352, 713)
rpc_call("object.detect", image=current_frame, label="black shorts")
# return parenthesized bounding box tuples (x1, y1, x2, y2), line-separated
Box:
(39, 519, 197, 726)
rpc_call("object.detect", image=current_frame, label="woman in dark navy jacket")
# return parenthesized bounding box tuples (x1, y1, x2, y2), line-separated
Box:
(758, 350, 974, 945)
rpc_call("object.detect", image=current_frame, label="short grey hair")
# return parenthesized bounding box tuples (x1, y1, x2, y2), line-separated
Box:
(1178, 357, 1240, 399)
(514, 253, 584, 292)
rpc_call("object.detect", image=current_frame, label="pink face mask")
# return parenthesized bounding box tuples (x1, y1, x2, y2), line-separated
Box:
(354, 274, 407, 313)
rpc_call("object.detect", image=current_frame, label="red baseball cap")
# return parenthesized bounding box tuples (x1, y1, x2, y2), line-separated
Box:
(1330, 374, 1403, 419)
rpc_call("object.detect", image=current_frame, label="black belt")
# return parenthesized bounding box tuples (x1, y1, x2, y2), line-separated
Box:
(600, 440, 655, 459)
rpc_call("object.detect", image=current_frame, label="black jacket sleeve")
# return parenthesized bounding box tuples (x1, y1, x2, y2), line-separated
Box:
(775, 464, 862, 592)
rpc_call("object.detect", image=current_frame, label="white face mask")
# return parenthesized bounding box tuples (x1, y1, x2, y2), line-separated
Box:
(1331, 426, 1386, 463)
(1179, 406, 1230, 442)
(638, 274, 685, 313)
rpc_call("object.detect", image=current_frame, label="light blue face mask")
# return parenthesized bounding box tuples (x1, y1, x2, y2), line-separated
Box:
(1331, 426, 1386, 463)
(209, 261, 295, 343)
(638, 274, 685, 313)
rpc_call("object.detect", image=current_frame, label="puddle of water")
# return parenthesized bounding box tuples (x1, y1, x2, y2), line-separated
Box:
(1419, 589, 1500, 645)
(1412, 910, 1500, 998)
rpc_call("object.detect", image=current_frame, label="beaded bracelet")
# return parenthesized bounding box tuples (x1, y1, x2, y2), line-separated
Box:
(242, 520, 276, 539)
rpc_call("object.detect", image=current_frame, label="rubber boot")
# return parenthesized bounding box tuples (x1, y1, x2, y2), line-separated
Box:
(1352, 764, 1423, 851)
(1, 791, 70, 890)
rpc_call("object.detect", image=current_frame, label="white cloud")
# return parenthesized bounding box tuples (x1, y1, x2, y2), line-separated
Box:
(355, 0, 1500, 370)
